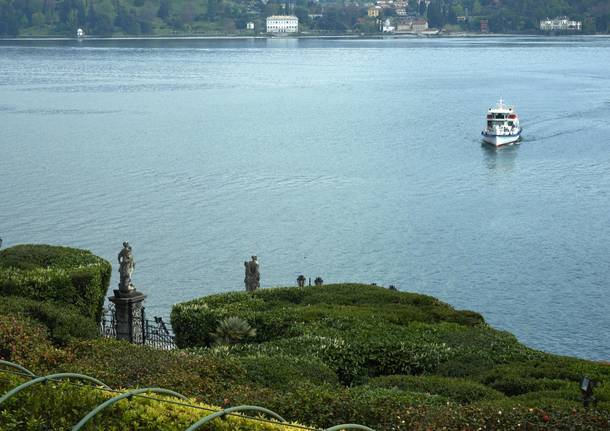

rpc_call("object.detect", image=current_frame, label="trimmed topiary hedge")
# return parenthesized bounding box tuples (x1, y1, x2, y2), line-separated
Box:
(0, 296, 99, 345)
(236, 353, 339, 390)
(0, 244, 111, 322)
(58, 339, 248, 398)
(171, 284, 484, 349)
(367, 374, 505, 404)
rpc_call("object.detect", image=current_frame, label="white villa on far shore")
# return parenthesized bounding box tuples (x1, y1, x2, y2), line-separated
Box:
(540, 17, 582, 32)
(266, 15, 299, 34)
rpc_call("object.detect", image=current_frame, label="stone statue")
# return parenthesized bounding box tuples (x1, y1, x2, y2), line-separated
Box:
(297, 275, 306, 288)
(118, 241, 136, 292)
(244, 256, 260, 292)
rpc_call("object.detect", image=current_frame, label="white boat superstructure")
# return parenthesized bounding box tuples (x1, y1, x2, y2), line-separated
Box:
(481, 99, 522, 146)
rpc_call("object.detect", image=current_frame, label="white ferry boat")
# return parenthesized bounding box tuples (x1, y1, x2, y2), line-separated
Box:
(481, 100, 521, 146)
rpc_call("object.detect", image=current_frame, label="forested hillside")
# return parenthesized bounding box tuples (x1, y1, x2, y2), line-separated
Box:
(0, 0, 609, 37)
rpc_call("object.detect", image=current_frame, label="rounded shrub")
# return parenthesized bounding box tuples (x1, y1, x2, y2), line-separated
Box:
(238, 354, 339, 389)
(0, 244, 111, 322)
(0, 296, 99, 345)
(0, 314, 62, 370)
(367, 374, 505, 403)
(171, 284, 485, 350)
(60, 338, 248, 396)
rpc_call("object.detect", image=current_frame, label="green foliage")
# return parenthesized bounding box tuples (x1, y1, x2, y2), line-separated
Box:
(0, 296, 99, 345)
(216, 380, 450, 429)
(212, 316, 256, 345)
(172, 284, 483, 348)
(0, 244, 102, 270)
(477, 357, 610, 406)
(4, 281, 610, 429)
(234, 353, 339, 389)
(0, 244, 111, 323)
(173, 285, 573, 387)
(57, 339, 247, 398)
(0, 374, 300, 431)
(167, 283, 610, 429)
(0, 314, 63, 370)
(367, 374, 505, 403)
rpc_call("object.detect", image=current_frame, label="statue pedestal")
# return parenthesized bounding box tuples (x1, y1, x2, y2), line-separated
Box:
(109, 289, 146, 343)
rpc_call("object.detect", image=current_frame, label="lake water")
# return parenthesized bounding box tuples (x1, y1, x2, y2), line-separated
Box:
(1, 36, 609, 361)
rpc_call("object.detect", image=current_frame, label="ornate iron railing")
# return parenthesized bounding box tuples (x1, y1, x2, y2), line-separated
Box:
(100, 304, 176, 350)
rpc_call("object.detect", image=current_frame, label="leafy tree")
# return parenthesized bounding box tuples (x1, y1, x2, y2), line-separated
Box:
(31, 10, 44, 25)
(86, 0, 95, 30)
(0, 2, 19, 35)
(294, 5, 308, 26)
(419, 0, 427, 16)
(472, 0, 482, 15)
(157, 0, 169, 19)
(427, 0, 446, 28)
(206, 0, 218, 21)
(181, 0, 194, 24)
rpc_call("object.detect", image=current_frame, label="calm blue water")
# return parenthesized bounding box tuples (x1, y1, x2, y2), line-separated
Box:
(1, 36, 609, 360)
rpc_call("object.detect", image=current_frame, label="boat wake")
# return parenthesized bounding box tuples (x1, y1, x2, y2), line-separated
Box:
(524, 126, 587, 143)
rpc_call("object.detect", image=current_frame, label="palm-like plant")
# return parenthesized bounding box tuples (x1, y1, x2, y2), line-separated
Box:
(211, 316, 256, 345)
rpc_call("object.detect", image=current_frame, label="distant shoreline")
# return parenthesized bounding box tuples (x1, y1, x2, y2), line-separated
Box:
(2, 33, 610, 42)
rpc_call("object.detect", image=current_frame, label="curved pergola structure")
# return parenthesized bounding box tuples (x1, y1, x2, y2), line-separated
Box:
(184, 405, 287, 430)
(0, 363, 377, 431)
(0, 360, 37, 378)
(323, 425, 377, 431)
(0, 373, 110, 406)
(72, 387, 188, 431)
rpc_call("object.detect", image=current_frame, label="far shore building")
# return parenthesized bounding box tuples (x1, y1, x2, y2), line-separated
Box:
(540, 17, 582, 32)
(480, 19, 489, 33)
(246, 21, 255, 30)
(412, 18, 428, 32)
(382, 18, 395, 33)
(396, 18, 428, 33)
(368, 6, 381, 17)
(266, 15, 299, 34)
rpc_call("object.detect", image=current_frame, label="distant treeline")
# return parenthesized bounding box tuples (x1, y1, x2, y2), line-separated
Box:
(1, 0, 609, 37)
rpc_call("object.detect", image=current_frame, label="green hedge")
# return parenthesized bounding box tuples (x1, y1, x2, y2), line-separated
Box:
(236, 354, 339, 389)
(57, 339, 248, 399)
(0, 374, 301, 431)
(478, 359, 610, 401)
(198, 322, 543, 386)
(0, 296, 99, 345)
(219, 381, 610, 430)
(5, 335, 609, 430)
(0, 245, 111, 322)
(367, 374, 505, 404)
(0, 314, 62, 369)
(171, 284, 484, 349)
